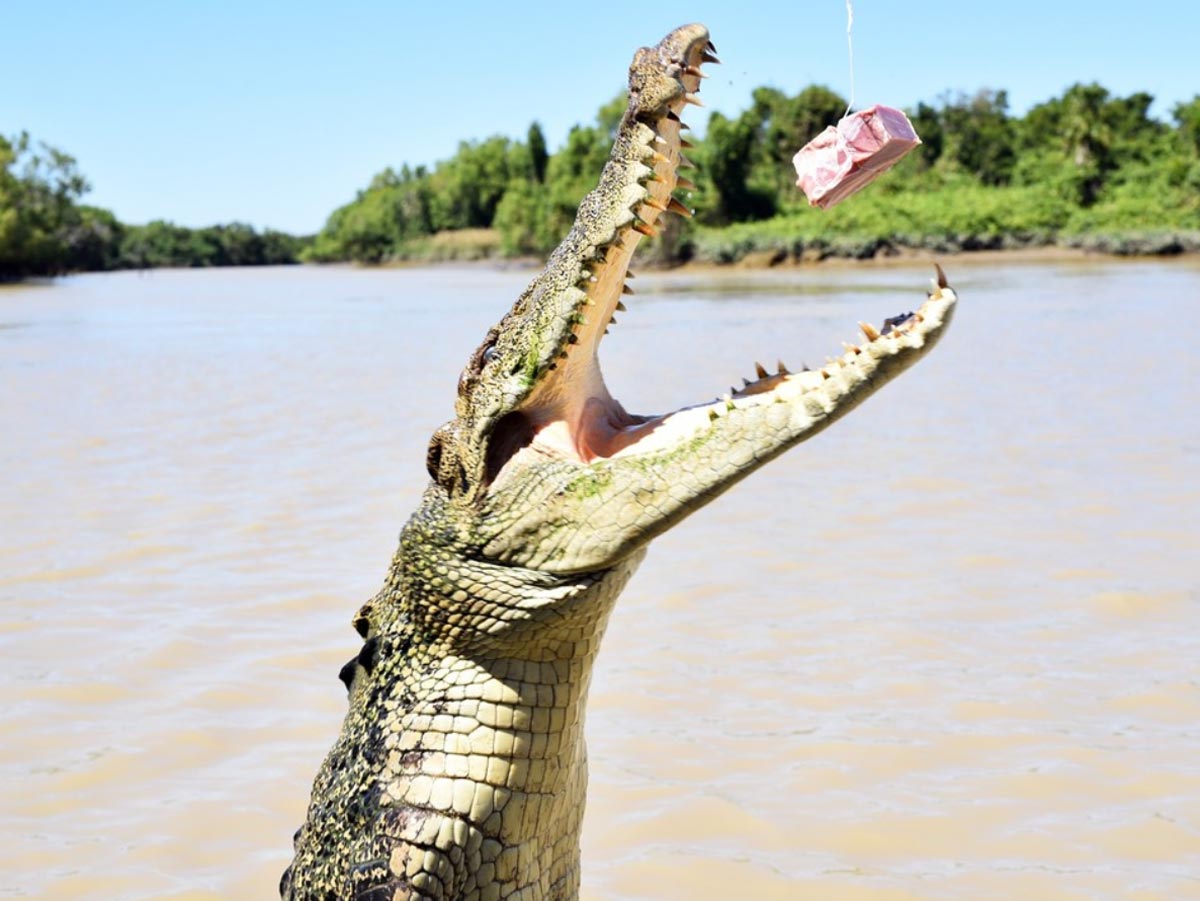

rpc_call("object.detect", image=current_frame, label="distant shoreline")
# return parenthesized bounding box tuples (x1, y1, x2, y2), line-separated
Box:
(5, 239, 1195, 286)
(352, 236, 1199, 274)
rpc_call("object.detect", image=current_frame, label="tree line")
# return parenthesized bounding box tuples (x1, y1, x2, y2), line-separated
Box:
(308, 81, 1200, 263)
(5, 80, 1199, 280)
(0, 132, 307, 280)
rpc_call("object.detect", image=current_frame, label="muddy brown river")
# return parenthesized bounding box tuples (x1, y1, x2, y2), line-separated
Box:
(2, 259, 1197, 899)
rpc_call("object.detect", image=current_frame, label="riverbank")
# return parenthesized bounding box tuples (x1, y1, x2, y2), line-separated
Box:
(358, 226, 1200, 273)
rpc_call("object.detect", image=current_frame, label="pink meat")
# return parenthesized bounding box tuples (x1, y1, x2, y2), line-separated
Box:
(792, 105, 921, 209)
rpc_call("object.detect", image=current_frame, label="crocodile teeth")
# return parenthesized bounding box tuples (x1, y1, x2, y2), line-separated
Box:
(632, 221, 657, 237)
(675, 176, 696, 191)
(702, 51, 720, 65)
(678, 154, 696, 169)
(684, 65, 707, 78)
(859, 321, 881, 341)
(667, 198, 693, 218)
(683, 92, 703, 107)
(778, 360, 790, 375)
(622, 283, 635, 295)
(706, 39, 718, 54)
(842, 342, 861, 355)
(755, 361, 769, 379)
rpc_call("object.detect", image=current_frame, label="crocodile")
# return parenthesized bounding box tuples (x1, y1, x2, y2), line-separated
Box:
(283, 22, 957, 901)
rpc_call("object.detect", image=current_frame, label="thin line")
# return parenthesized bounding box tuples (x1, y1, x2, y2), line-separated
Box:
(845, 0, 856, 116)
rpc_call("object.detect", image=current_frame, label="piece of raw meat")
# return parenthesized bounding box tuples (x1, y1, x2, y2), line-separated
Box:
(792, 105, 921, 209)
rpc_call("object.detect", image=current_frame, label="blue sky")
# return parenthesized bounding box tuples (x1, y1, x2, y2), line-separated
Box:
(4, 0, 1197, 234)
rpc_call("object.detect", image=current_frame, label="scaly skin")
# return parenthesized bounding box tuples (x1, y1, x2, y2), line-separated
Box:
(284, 23, 957, 900)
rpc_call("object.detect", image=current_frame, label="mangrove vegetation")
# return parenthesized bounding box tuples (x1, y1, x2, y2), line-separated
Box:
(4, 80, 1199, 279)
(306, 82, 1200, 265)
(0, 132, 307, 280)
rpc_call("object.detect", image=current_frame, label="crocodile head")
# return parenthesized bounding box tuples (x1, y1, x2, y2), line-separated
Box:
(424, 23, 956, 576)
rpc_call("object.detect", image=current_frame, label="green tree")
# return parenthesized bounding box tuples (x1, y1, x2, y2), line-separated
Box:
(908, 101, 944, 169)
(939, 89, 1016, 186)
(1173, 96, 1200, 155)
(62, 205, 124, 271)
(0, 132, 91, 278)
(702, 111, 775, 223)
(427, 136, 514, 230)
(527, 122, 548, 183)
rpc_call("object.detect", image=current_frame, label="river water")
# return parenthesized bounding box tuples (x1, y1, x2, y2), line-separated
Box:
(1, 260, 1197, 900)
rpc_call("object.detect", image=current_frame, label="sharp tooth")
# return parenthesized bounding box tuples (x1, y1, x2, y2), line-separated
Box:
(678, 154, 696, 169)
(859, 321, 880, 341)
(778, 360, 790, 374)
(642, 197, 667, 212)
(666, 110, 681, 123)
(842, 342, 861, 355)
(622, 283, 635, 295)
(652, 150, 671, 166)
(667, 197, 693, 218)
(741, 378, 752, 388)
(632, 221, 658, 237)
(680, 137, 694, 149)
(705, 39, 718, 54)
(615, 300, 627, 312)
(684, 64, 707, 78)
(625, 270, 637, 279)
(653, 133, 669, 145)
(683, 92, 703, 107)
(934, 262, 949, 290)
(675, 176, 696, 191)
(609, 316, 617, 325)
(701, 51, 720, 65)
(755, 362, 769, 379)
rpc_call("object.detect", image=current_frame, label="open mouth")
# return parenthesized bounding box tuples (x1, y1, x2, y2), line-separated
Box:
(485, 26, 957, 490)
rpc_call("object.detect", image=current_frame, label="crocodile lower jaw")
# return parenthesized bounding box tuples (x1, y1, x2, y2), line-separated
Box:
(496, 269, 957, 475)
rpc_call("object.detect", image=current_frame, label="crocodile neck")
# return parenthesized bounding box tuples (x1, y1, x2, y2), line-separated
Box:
(287, 496, 645, 897)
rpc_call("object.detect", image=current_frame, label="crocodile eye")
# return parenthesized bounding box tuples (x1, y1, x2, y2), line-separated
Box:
(425, 432, 444, 480)
(481, 343, 497, 366)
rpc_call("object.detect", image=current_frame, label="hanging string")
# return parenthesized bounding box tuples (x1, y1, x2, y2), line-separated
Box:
(844, 0, 856, 117)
